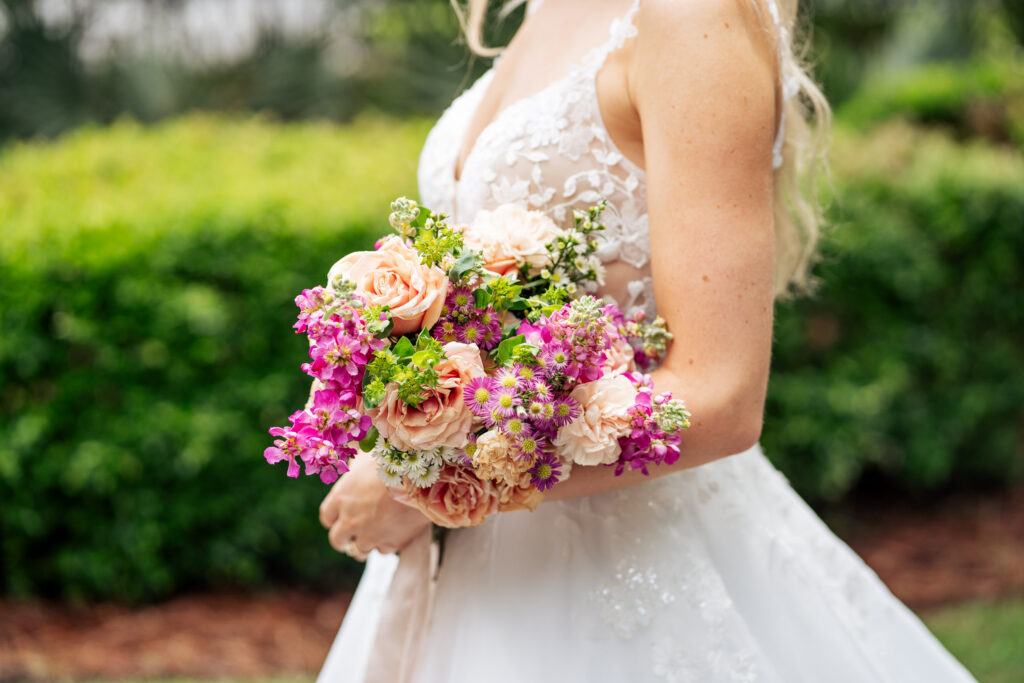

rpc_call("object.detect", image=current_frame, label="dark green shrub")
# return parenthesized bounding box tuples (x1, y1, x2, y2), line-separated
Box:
(0, 114, 431, 601)
(1, 113, 1021, 601)
(765, 122, 1024, 500)
(837, 56, 1024, 146)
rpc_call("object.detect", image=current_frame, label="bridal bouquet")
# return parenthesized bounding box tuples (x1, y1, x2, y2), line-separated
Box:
(265, 197, 690, 527)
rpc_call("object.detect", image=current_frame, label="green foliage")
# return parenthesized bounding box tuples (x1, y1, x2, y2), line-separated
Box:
(837, 56, 1024, 146)
(1, 109, 1021, 601)
(765, 122, 1024, 500)
(0, 113, 432, 602)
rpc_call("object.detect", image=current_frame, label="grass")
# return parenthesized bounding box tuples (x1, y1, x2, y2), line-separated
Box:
(922, 596, 1024, 683)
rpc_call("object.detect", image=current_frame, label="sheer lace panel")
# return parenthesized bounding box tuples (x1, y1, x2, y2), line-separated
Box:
(419, 0, 654, 319)
(418, 0, 793, 320)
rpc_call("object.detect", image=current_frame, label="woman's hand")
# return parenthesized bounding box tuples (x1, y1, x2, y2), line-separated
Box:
(318, 453, 431, 560)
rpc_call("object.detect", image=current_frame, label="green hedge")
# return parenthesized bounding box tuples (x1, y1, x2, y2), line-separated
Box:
(1, 113, 1021, 601)
(837, 56, 1024, 146)
(765, 122, 1024, 499)
(0, 114, 432, 601)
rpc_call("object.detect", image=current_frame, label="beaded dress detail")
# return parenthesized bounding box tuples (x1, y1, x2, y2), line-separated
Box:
(318, 1, 976, 681)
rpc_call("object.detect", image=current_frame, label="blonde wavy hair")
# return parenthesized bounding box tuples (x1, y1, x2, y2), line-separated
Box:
(448, 0, 831, 299)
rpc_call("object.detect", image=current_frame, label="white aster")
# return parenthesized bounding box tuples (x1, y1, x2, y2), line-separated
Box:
(376, 463, 404, 487)
(408, 463, 441, 488)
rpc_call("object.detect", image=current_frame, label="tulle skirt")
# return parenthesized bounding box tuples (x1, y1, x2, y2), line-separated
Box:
(318, 443, 975, 682)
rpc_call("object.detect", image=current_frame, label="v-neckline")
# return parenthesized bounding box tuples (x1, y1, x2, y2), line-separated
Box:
(450, 4, 632, 193)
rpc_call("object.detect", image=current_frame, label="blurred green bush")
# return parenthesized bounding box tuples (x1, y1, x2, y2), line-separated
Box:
(1, 104, 1021, 600)
(0, 113, 431, 601)
(837, 56, 1024, 146)
(766, 121, 1024, 499)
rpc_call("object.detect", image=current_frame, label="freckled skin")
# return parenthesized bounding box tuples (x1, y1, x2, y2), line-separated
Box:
(547, 0, 777, 501)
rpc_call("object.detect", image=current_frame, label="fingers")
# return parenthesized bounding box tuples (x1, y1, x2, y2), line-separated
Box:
(350, 541, 372, 562)
(319, 500, 338, 529)
(319, 484, 343, 529)
(328, 520, 355, 553)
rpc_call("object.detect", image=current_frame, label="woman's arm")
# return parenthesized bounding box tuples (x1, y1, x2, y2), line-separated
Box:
(544, 0, 778, 503)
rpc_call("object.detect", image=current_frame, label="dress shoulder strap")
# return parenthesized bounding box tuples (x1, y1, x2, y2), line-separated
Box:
(763, 0, 801, 169)
(581, 0, 642, 77)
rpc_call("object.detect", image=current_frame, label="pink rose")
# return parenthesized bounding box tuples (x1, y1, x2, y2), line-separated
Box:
(463, 204, 561, 277)
(553, 374, 637, 466)
(371, 342, 485, 451)
(400, 464, 500, 528)
(327, 235, 447, 335)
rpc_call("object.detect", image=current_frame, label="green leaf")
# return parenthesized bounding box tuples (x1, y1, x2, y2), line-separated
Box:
(496, 334, 525, 364)
(411, 350, 438, 368)
(508, 297, 529, 311)
(374, 317, 394, 339)
(358, 426, 379, 452)
(473, 288, 491, 309)
(392, 336, 415, 358)
(448, 251, 479, 283)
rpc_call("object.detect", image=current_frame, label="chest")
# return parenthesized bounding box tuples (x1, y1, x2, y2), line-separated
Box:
(452, 4, 644, 185)
(428, 79, 646, 231)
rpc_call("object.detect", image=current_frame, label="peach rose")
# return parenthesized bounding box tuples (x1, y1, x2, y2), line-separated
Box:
(327, 235, 447, 335)
(463, 204, 561, 277)
(553, 374, 637, 466)
(370, 342, 485, 451)
(472, 430, 535, 487)
(400, 464, 500, 528)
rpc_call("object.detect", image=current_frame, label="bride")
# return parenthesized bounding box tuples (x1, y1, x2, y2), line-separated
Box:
(316, 0, 976, 680)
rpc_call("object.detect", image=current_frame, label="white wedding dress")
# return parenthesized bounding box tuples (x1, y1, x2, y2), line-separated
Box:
(319, 1, 976, 681)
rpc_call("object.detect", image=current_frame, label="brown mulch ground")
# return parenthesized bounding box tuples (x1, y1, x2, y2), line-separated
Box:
(1, 487, 1022, 682)
(828, 485, 1024, 609)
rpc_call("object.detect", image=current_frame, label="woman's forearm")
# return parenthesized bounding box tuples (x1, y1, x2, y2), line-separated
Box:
(539, 365, 765, 503)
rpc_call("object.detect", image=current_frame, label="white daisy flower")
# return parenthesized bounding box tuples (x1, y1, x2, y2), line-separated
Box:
(438, 447, 463, 464)
(408, 464, 441, 488)
(376, 463, 403, 487)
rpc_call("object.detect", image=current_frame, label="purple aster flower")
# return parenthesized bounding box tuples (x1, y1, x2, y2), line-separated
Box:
(478, 320, 502, 350)
(432, 318, 460, 343)
(463, 377, 495, 418)
(512, 433, 545, 461)
(486, 386, 521, 418)
(500, 416, 530, 440)
(514, 363, 538, 385)
(493, 367, 523, 392)
(532, 381, 553, 402)
(459, 320, 486, 346)
(550, 396, 581, 427)
(529, 450, 562, 492)
(525, 399, 549, 422)
(541, 342, 570, 371)
(447, 286, 474, 314)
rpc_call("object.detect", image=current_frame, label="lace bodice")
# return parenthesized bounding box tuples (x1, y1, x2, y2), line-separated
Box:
(417, 0, 655, 318)
(417, 0, 793, 320)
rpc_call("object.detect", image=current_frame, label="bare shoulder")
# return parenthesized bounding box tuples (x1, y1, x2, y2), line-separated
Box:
(632, 0, 778, 58)
(629, 0, 778, 110)
(628, 0, 778, 167)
